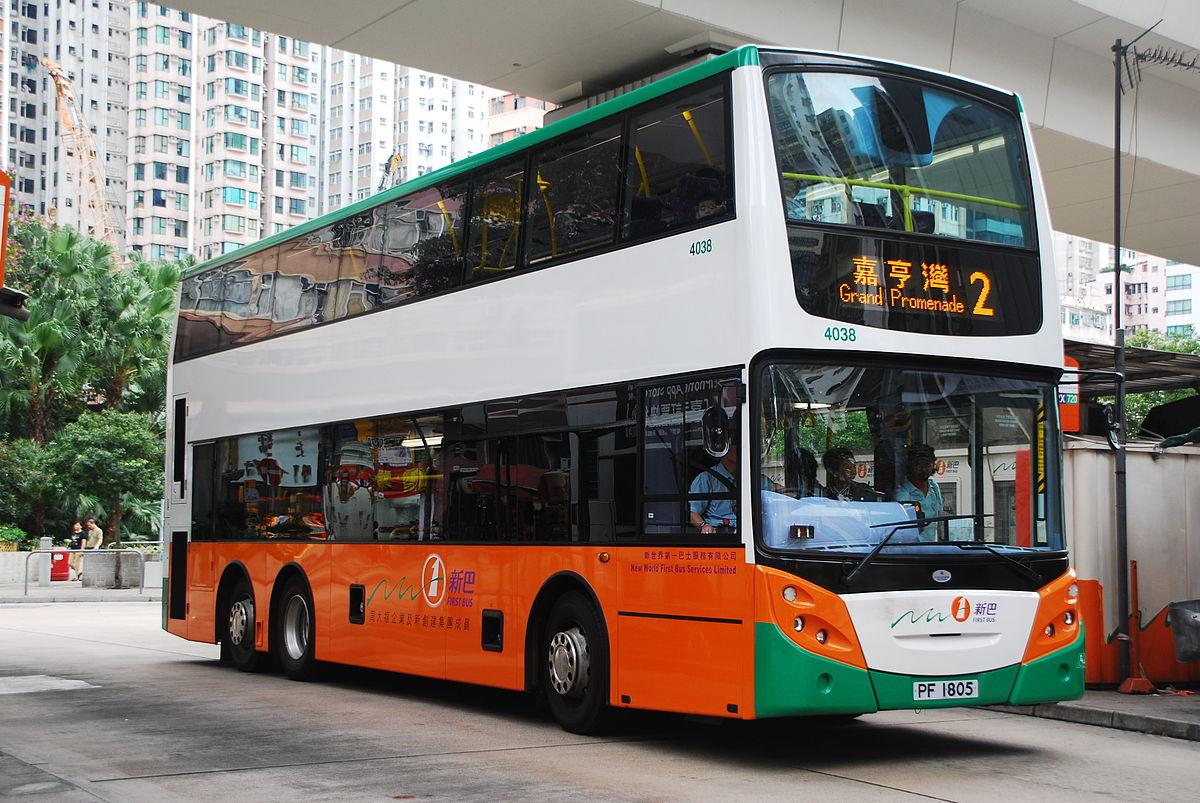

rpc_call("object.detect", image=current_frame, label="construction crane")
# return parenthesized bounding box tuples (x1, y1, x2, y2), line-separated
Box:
(378, 151, 405, 192)
(41, 58, 121, 254)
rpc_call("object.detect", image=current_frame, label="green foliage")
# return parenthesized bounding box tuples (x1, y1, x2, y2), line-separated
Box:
(47, 411, 164, 545)
(1, 215, 182, 539)
(0, 524, 27, 543)
(1121, 330, 1200, 436)
(0, 438, 61, 539)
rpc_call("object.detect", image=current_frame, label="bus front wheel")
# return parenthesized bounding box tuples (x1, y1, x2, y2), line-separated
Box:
(225, 577, 267, 672)
(274, 576, 319, 681)
(542, 591, 611, 734)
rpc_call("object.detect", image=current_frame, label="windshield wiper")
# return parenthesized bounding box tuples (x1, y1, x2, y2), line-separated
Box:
(841, 518, 924, 587)
(841, 514, 990, 587)
(954, 541, 1043, 584)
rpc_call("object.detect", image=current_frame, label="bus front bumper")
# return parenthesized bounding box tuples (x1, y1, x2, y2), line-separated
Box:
(753, 621, 1085, 718)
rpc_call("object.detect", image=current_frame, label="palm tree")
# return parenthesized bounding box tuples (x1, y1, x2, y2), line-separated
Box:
(0, 301, 83, 443)
(88, 259, 180, 410)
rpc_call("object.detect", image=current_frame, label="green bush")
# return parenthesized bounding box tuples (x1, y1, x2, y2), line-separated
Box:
(0, 523, 37, 550)
(0, 524, 26, 542)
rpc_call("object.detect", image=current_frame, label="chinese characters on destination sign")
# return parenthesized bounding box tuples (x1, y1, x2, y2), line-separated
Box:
(838, 256, 998, 319)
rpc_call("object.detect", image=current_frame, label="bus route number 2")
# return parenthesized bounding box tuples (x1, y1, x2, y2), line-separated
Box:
(689, 239, 713, 256)
(824, 326, 857, 343)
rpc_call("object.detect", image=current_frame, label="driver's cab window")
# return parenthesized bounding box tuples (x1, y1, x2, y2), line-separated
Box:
(641, 374, 741, 537)
(758, 363, 1064, 553)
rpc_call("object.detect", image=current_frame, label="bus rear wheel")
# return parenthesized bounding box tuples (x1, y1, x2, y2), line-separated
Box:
(225, 577, 267, 672)
(274, 576, 319, 681)
(542, 591, 611, 734)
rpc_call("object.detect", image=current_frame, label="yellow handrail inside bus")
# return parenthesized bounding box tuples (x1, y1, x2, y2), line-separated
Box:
(475, 180, 523, 274)
(435, 200, 461, 258)
(682, 109, 715, 168)
(780, 172, 1026, 233)
(536, 171, 557, 257)
(633, 147, 651, 199)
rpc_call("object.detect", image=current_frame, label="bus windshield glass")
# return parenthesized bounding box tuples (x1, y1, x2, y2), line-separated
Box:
(757, 361, 1063, 555)
(766, 71, 1032, 248)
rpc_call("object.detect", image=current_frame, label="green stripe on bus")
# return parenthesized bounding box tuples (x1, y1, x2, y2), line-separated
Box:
(870, 664, 1019, 709)
(754, 621, 877, 717)
(1007, 627, 1086, 705)
(183, 45, 761, 280)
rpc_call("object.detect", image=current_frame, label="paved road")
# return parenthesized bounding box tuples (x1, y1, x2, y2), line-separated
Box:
(1, 603, 1196, 802)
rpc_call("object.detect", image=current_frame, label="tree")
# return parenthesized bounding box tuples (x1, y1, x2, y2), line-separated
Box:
(1122, 329, 1200, 436)
(47, 410, 163, 546)
(0, 439, 57, 540)
(86, 258, 181, 411)
(0, 221, 108, 442)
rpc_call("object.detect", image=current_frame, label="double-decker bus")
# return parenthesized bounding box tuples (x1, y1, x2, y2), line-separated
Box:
(162, 45, 1084, 733)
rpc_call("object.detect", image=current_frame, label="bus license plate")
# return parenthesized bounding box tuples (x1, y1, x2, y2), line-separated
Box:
(913, 680, 978, 701)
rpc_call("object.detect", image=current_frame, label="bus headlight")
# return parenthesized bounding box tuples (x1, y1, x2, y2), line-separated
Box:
(1044, 623, 1056, 637)
(782, 586, 798, 602)
(793, 616, 805, 632)
(1063, 611, 1075, 626)
(1067, 583, 1079, 599)
(815, 629, 828, 644)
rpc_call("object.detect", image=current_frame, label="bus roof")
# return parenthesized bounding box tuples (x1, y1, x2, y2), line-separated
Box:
(183, 44, 761, 280)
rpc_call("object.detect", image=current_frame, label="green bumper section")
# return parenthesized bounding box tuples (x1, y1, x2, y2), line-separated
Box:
(871, 664, 1019, 709)
(754, 622, 878, 717)
(1008, 627, 1086, 705)
(755, 622, 1086, 717)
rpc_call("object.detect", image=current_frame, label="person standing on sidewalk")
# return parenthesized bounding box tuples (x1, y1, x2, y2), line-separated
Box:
(67, 521, 84, 580)
(78, 518, 103, 582)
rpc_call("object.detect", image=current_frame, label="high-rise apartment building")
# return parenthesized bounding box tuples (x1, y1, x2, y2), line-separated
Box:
(3, 0, 129, 251)
(487, 93, 552, 147)
(8, 2, 518, 260)
(126, 6, 322, 262)
(127, 1, 194, 261)
(318, 51, 490, 213)
(1053, 232, 1200, 343)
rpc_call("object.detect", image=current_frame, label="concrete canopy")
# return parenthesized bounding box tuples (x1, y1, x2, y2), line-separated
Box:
(170, 0, 1200, 264)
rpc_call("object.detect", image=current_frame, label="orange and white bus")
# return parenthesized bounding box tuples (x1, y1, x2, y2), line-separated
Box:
(163, 46, 1084, 733)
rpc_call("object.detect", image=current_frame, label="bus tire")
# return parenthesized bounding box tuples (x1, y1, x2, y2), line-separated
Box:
(225, 577, 267, 672)
(542, 591, 611, 735)
(274, 576, 319, 681)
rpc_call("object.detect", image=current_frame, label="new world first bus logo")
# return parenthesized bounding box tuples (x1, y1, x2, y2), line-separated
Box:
(421, 554, 446, 608)
(891, 596, 994, 628)
(364, 553, 476, 611)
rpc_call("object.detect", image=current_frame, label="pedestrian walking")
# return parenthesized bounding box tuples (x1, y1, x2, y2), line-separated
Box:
(67, 521, 84, 581)
(77, 517, 103, 583)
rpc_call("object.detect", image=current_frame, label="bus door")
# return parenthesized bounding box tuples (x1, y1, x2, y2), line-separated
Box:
(614, 375, 750, 717)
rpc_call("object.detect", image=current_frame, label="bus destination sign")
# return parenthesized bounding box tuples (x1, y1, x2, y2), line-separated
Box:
(838, 256, 998, 320)
(789, 231, 1041, 336)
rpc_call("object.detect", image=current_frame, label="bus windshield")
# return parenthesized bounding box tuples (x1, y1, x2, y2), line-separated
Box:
(757, 361, 1063, 555)
(766, 71, 1032, 248)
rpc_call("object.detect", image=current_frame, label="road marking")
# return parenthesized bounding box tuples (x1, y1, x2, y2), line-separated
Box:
(0, 675, 98, 695)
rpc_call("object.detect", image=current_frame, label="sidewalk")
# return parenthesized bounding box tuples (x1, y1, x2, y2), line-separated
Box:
(993, 690, 1200, 742)
(0, 581, 161, 604)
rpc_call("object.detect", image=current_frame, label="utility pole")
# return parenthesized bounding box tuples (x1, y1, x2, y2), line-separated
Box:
(1111, 35, 1131, 684)
(1107, 21, 1200, 690)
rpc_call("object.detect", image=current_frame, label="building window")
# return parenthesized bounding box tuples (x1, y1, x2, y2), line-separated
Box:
(1166, 300, 1193, 316)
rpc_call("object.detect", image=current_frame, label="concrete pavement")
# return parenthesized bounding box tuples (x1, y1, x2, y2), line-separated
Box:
(995, 690, 1200, 742)
(1, 602, 1198, 801)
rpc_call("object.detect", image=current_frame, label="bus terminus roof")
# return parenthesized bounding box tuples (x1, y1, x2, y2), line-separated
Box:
(182, 44, 1022, 281)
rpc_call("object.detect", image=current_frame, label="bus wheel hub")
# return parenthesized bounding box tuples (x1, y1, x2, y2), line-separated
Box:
(229, 599, 253, 647)
(548, 627, 590, 697)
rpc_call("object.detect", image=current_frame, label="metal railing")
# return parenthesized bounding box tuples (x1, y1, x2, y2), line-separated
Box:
(23, 548, 148, 596)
